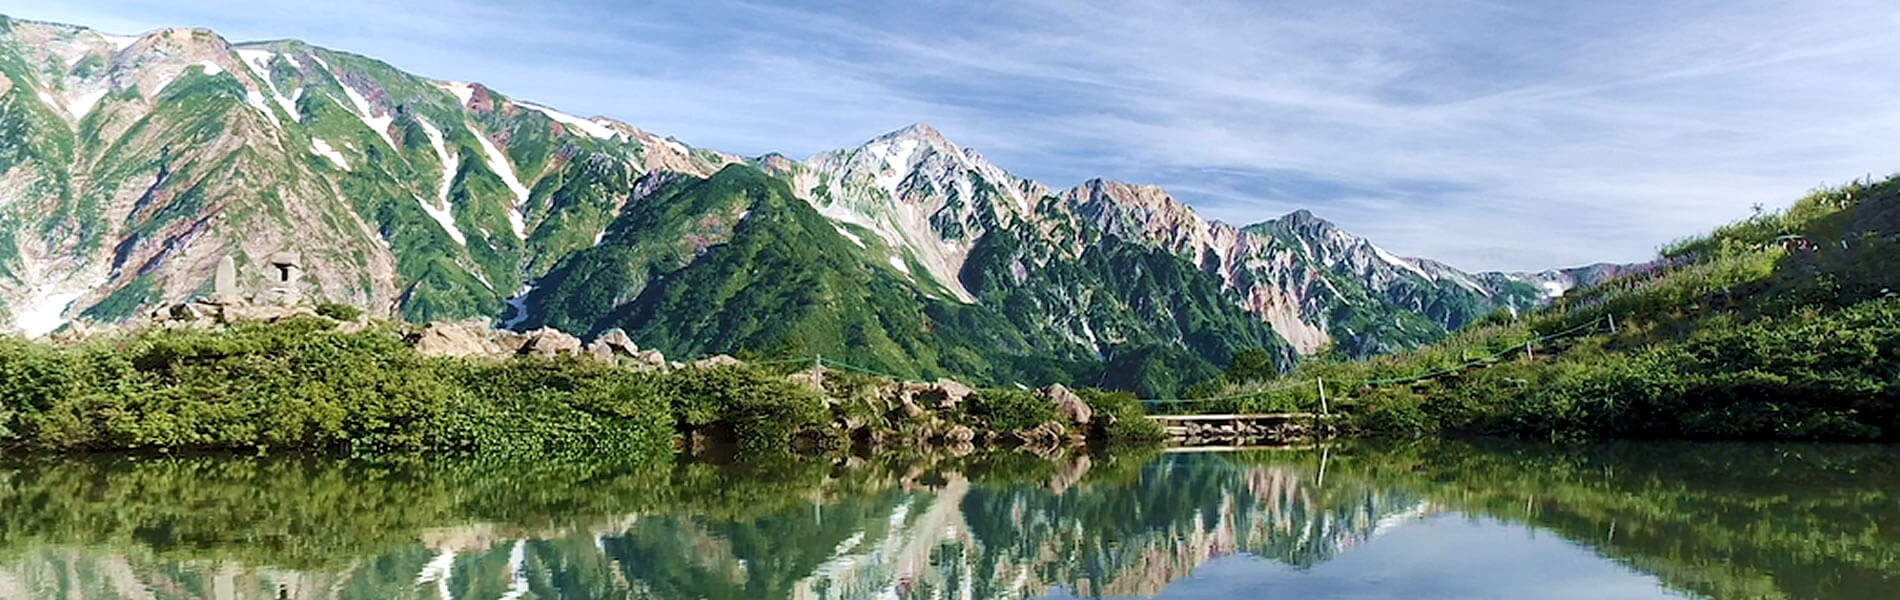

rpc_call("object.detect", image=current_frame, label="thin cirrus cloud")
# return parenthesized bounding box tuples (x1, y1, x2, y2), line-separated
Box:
(14, 0, 1900, 271)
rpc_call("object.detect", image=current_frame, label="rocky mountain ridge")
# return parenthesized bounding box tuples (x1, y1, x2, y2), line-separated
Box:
(0, 16, 1608, 393)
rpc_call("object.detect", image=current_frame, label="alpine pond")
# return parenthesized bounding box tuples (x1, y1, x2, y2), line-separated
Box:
(1, 440, 1892, 599)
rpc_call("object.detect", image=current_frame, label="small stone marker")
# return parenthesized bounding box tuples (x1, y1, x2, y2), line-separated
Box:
(213, 255, 239, 300)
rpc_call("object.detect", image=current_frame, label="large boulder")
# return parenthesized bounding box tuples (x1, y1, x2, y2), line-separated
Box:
(1012, 422, 1069, 447)
(635, 350, 667, 368)
(170, 301, 223, 323)
(520, 328, 583, 357)
(493, 330, 530, 354)
(889, 379, 978, 415)
(786, 366, 827, 393)
(919, 379, 975, 410)
(587, 328, 641, 362)
(1038, 384, 1092, 426)
(415, 320, 502, 358)
(690, 354, 742, 369)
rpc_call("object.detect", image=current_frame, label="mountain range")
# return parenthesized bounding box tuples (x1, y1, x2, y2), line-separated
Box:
(0, 16, 1615, 393)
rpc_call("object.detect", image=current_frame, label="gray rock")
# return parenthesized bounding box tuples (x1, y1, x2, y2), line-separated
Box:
(595, 328, 639, 355)
(1038, 384, 1092, 426)
(634, 349, 666, 367)
(416, 320, 502, 358)
(690, 354, 742, 369)
(520, 327, 582, 357)
(171, 301, 221, 323)
(786, 367, 827, 392)
(585, 328, 641, 363)
(888, 379, 978, 415)
(925, 379, 975, 410)
(493, 330, 530, 354)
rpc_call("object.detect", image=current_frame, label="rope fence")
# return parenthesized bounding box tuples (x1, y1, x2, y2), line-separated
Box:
(719, 314, 1618, 414)
(1138, 314, 1615, 409)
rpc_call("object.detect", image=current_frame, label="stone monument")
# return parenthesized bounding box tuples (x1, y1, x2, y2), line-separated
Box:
(256, 251, 304, 306)
(212, 255, 240, 302)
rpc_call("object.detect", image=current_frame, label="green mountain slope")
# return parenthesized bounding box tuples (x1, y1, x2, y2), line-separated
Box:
(519, 165, 1278, 393)
(1213, 175, 1900, 438)
(0, 16, 1589, 395)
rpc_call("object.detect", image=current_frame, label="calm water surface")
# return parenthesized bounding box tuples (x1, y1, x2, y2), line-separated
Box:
(0, 440, 1894, 599)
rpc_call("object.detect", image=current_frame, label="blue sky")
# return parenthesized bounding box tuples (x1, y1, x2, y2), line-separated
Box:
(15, 0, 1900, 271)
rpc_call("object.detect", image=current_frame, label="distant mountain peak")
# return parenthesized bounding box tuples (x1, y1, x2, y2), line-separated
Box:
(873, 122, 946, 143)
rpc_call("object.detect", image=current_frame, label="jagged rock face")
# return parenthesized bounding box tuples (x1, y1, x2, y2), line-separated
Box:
(795, 124, 1050, 302)
(0, 16, 738, 338)
(791, 131, 1557, 359)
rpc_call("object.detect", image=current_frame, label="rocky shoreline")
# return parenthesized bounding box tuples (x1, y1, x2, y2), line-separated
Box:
(19, 293, 1158, 455)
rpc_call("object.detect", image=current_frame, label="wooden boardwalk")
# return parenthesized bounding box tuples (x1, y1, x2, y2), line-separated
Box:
(1146, 413, 1336, 441)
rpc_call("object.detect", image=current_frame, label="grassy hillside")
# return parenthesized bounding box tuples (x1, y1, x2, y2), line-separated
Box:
(1198, 175, 1900, 441)
(0, 316, 1161, 455)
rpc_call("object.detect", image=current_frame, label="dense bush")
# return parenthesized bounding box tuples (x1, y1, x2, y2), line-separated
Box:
(312, 301, 364, 321)
(966, 389, 1055, 433)
(1077, 389, 1165, 442)
(0, 319, 819, 456)
(657, 365, 830, 453)
(0, 316, 1161, 454)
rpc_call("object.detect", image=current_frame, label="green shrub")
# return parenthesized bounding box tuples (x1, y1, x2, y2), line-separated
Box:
(313, 301, 364, 321)
(659, 365, 830, 453)
(966, 389, 1053, 433)
(1077, 389, 1165, 442)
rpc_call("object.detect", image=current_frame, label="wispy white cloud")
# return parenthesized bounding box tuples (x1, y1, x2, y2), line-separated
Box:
(12, 0, 1900, 271)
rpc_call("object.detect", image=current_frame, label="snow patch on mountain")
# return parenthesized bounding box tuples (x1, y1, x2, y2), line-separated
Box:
(327, 60, 394, 147)
(15, 289, 83, 338)
(833, 224, 866, 247)
(889, 255, 910, 275)
(815, 191, 975, 303)
(517, 101, 614, 139)
(197, 61, 222, 76)
(1371, 244, 1432, 280)
(471, 128, 530, 238)
(235, 49, 301, 121)
(66, 88, 108, 120)
(415, 117, 465, 245)
(243, 88, 280, 125)
(1541, 281, 1567, 299)
(867, 139, 919, 194)
(439, 81, 475, 107)
(310, 138, 349, 170)
(100, 33, 139, 51)
(818, 202, 898, 247)
(235, 49, 272, 77)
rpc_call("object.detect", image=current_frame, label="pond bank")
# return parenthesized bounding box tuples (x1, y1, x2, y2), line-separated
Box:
(0, 315, 1163, 457)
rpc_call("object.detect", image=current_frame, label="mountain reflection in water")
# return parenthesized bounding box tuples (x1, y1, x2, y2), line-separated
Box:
(0, 440, 1893, 599)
